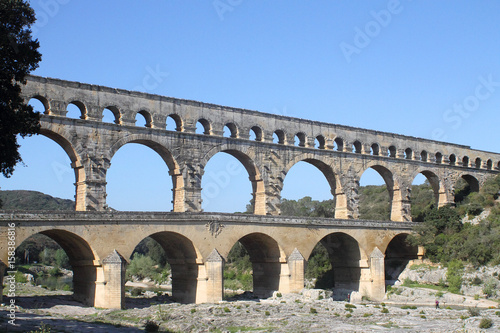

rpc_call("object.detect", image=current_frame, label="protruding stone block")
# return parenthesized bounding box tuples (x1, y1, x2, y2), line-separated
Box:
(204, 249, 224, 303)
(95, 250, 127, 309)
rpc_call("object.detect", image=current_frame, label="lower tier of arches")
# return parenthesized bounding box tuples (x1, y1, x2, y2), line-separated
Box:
(0, 214, 420, 309)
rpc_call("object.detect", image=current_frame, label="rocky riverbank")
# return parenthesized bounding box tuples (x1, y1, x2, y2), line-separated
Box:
(1, 284, 499, 332)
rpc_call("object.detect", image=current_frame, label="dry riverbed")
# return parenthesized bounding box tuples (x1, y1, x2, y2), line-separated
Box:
(2, 284, 500, 332)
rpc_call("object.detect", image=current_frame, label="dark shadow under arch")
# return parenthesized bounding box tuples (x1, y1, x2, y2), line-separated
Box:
(307, 233, 361, 300)
(235, 233, 282, 298)
(143, 232, 200, 303)
(384, 234, 418, 288)
(21, 229, 98, 306)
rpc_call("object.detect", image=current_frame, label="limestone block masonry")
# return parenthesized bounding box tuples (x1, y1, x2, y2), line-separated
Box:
(0, 75, 498, 309)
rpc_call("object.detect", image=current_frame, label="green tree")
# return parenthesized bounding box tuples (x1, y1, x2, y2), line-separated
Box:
(0, 0, 42, 205)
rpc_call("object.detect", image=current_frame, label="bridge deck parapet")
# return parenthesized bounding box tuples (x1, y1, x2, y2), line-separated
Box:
(0, 211, 416, 230)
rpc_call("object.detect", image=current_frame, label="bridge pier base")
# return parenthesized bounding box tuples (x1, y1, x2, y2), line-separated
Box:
(202, 249, 224, 303)
(367, 247, 386, 301)
(94, 250, 127, 309)
(285, 249, 305, 293)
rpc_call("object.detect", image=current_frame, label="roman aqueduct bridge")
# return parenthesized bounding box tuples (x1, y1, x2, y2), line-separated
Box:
(0, 75, 498, 308)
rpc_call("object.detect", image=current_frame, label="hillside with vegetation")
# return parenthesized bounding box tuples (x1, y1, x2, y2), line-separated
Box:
(0, 190, 74, 210)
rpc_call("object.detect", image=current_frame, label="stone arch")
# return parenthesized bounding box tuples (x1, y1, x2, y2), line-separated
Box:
(404, 148, 413, 160)
(136, 110, 153, 128)
(383, 233, 419, 287)
(435, 152, 443, 164)
(166, 114, 183, 132)
(307, 232, 362, 297)
(371, 143, 380, 156)
(449, 154, 457, 165)
(201, 145, 266, 215)
(410, 169, 447, 219)
(103, 106, 121, 124)
(457, 173, 480, 194)
(420, 150, 428, 162)
(224, 122, 239, 138)
(66, 100, 87, 119)
(197, 118, 212, 135)
(486, 159, 493, 170)
(352, 140, 362, 154)
(360, 163, 404, 221)
(27, 95, 51, 114)
(250, 125, 263, 141)
(233, 232, 285, 298)
(109, 136, 185, 212)
(38, 128, 86, 211)
(462, 156, 470, 167)
(334, 137, 344, 152)
(388, 145, 397, 158)
(273, 129, 286, 144)
(18, 229, 99, 306)
(282, 156, 346, 218)
(475, 157, 482, 169)
(132, 231, 202, 303)
(315, 135, 326, 149)
(295, 132, 306, 147)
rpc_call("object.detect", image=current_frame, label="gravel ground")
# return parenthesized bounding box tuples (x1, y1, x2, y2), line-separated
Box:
(1, 285, 500, 332)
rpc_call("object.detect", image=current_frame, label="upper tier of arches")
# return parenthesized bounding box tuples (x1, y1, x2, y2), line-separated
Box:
(23, 76, 500, 173)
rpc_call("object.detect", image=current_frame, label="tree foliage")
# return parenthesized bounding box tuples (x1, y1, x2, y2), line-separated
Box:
(0, 0, 42, 183)
(409, 174, 500, 266)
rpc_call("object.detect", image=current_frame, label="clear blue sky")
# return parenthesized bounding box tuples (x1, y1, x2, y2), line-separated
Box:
(2, 1, 500, 212)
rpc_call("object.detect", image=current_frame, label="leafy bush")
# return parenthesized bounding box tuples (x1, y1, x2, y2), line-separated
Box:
(126, 253, 157, 281)
(468, 307, 480, 317)
(479, 318, 493, 329)
(131, 288, 143, 296)
(14, 271, 27, 283)
(482, 278, 498, 297)
(446, 260, 464, 294)
(381, 308, 389, 314)
(471, 276, 482, 285)
(27, 322, 51, 333)
(48, 267, 62, 277)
